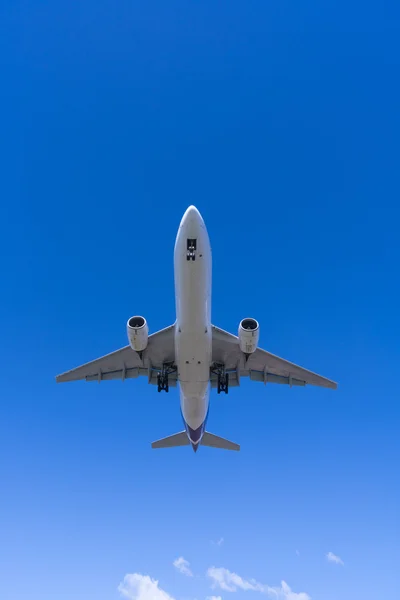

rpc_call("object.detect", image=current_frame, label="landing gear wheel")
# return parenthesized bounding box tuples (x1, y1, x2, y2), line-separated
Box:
(217, 373, 229, 394)
(157, 373, 169, 393)
(157, 363, 177, 392)
(212, 363, 229, 395)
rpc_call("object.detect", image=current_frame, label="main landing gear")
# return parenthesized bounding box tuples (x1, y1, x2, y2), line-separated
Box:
(212, 363, 229, 394)
(218, 372, 229, 394)
(157, 363, 177, 393)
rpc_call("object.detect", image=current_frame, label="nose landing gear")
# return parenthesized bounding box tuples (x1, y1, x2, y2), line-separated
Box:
(186, 238, 197, 261)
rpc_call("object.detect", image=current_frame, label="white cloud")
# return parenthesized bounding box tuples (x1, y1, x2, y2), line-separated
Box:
(207, 566, 267, 593)
(212, 537, 224, 547)
(326, 552, 344, 566)
(173, 556, 194, 577)
(273, 582, 311, 600)
(118, 573, 175, 600)
(118, 564, 309, 600)
(207, 567, 310, 600)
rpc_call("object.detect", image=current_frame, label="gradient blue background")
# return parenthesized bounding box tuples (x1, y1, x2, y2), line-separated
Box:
(1, 1, 399, 599)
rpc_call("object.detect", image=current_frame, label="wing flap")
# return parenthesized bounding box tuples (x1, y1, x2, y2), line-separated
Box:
(83, 367, 178, 386)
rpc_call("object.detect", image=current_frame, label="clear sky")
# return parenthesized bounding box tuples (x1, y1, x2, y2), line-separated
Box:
(0, 1, 399, 599)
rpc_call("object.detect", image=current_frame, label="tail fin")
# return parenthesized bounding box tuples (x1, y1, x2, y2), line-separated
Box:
(151, 431, 190, 449)
(201, 432, 240, 451)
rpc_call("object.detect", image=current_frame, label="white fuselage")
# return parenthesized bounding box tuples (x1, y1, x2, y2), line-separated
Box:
(174, 206, 212, 449)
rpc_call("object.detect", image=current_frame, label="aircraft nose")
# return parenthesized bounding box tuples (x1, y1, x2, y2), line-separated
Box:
(181, 205, 204, 229)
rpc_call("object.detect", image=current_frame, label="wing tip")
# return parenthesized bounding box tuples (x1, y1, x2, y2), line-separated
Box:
(55, 372, 86, 383)
(327, 380, 338, 390)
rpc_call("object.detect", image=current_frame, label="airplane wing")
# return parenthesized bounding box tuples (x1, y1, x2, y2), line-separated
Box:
(211, 325, 337, 390)
(56, 324, 176, 386)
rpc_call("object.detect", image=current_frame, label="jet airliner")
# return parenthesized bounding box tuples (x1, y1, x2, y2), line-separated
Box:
(56, 206, 337, 452)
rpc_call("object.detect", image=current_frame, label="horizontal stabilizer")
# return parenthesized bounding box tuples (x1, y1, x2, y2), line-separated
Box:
(151, 431, 190, 449)
(201, 432, 240, 451)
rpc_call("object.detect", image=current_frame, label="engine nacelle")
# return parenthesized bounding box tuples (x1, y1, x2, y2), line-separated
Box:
(127, 316, 149, 352)
(238, 318, 260, 354)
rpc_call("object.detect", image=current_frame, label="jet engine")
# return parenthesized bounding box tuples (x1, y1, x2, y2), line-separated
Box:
(127, 316, 149, 352)
(238, 318, 259, 354)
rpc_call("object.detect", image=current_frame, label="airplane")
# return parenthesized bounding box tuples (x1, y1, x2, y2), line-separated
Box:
(56, 205, 337, 452)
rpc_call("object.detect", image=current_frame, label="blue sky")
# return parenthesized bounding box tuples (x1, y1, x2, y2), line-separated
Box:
(0, 1, 399, 599)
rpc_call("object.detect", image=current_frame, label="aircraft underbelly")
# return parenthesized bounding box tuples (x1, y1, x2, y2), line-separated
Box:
(176, 284, 211, 429)
(177, 326, 210, 431)
(174, 209, 211, 433)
